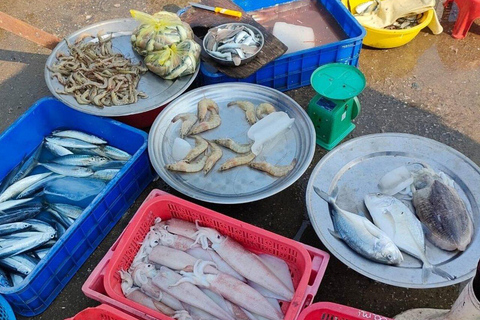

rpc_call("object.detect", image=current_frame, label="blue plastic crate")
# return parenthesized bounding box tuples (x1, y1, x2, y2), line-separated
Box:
(0, 97, 154, 316)
(199, 0, 366, 91)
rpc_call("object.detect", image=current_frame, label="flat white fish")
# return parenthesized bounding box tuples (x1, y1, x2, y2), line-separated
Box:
(314, 187, 403, 265)
(364, 193, 454, 282)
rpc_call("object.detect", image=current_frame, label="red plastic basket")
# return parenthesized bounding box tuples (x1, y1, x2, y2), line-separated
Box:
(65, 304, 139, 320)
(297, 302, 393, 320)
(98, 189, 329, 320)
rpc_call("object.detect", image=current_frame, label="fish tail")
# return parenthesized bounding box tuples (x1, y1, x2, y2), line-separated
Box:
(422, 264, 430, 284)
(423, 262, 456, 282)
(313, 186, 339, 203)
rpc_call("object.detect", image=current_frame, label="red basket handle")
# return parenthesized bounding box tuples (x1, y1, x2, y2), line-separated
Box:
(297, 243, 330, 312)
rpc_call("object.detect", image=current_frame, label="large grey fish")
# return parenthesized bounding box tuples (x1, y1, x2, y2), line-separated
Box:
(0, 172, 52, 202)
(16, 174, 63, 199)
(93, 146, 131, 161)
(45, 136, 97, 149)
(39, 163, 93, 177)
(0, 231, 55, 258)
(0, 254, 37, 276)
(412, 167, 473, 251)
(314, 187, 403, 265)
(52, 130, 107, 145)
(45, 141, 73, 157)
(0, 222, 31, 236)
(51, 155, 109, 167)
(365, 193, 454, 282)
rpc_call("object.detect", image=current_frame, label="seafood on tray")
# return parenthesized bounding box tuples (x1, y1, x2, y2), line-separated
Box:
(0, 129, 131, 288)
(49, 32, 148, 108)
(315, 162, 474, 282)
(204, 24, 263, 66)
(120, 218, 294, 320)
(166, 98, 297, 177)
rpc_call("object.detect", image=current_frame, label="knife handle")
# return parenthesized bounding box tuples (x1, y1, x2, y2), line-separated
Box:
(214, 7, 242, 18)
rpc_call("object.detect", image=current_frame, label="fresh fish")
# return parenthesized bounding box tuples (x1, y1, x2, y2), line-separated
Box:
(36, 211, 64, 228)
(45, 136, 97, 149)
(48, 203, 83, 220)
(412, 167, 473, 251)
(0, 198, 34, 212)
(46, 208, 74, 228)
(24, 219, 57, 234)
(51, 155, 110, 167)
(0, 231, 55, 258)
(9, 143, 44, 186)
(0, 222, 31, 236)
(0, 204, 43, 225)
(314, 187, 403, 265)
(93, 146, 131, 161)
(54, 221, 66, 239)
(0, 268, 11, 287)
(39, 163, 93, 177)
(91, 160, 126, 170)
(0, 254, 37, 276)
(92, 169, 120, 181)
(10, 273, 24, 287)
(16, 174, 63, 199)
(0, 172, 52, 202)
(44, 177, 105, 203)
(365, 193, 454, 282)
(52, 130, 107, 145)
(45, 141, 73, 157)
(0, 158, 27, 196)
(34, 247, 51, 259)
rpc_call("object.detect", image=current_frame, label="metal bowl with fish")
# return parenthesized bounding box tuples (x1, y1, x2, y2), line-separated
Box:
(203, 23, 265, 67)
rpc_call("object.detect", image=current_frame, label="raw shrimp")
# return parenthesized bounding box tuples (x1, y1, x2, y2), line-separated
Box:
(165, 155, 207, 173)
(256, 103, 276, 119)
(249, 159, 297, 177)
(197, 98, 219, 121)
(227, 101, 257, 125)
(190, 111, 221, 134)
(214, 138, 252, 154)
(219, 152, 256, 171)
(184, 136, 208, 162)
(172, 113, 198, 138)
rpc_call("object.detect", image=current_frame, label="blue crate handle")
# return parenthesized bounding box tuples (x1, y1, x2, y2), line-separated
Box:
(0, 295, 15, 320)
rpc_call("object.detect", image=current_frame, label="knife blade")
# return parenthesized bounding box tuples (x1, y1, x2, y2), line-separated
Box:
(189, 2, 243, 18)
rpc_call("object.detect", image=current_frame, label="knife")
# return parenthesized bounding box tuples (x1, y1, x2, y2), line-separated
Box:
(189, 2, 243, 18)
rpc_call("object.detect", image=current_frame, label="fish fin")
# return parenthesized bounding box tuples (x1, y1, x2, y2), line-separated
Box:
(361, 218, 384, 239)
(313, 186, 339, 203)
(431, 266, 456, 281)
(422, 265, 430, 284)
(328, 228, 342, 240)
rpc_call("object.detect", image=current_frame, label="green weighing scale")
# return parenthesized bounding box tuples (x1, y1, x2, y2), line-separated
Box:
(307, 63, 366, 150)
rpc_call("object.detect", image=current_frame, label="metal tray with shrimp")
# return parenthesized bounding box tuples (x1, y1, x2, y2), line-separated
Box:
(148, 83, 316, 204)
(306, 133, 480, 288)
(44, 18, 199, 117)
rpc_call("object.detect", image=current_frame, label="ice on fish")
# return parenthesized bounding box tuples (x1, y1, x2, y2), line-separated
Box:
(44, 177, 106, 205)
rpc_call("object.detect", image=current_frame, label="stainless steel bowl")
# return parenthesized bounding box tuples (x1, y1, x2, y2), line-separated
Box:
(203, 23, 264, 67)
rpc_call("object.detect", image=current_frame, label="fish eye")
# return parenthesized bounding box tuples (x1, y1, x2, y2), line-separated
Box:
(216, 235, 221, 239)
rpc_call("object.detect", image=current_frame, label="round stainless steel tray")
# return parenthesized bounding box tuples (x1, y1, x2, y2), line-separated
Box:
(306, 133, 480, 288)
(149, 83, 316, 204)
(44, 18, 199, 117)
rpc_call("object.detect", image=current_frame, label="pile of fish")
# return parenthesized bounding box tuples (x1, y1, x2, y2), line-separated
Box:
(166, 98, 296, 177)
(355, 0, 422, 30)
(204, 24, 262, 66)
(315, 163, 474, 283)
(0, 129, 131, 287)
(120, 218, 294, 320)
(49, 32, 148, 107)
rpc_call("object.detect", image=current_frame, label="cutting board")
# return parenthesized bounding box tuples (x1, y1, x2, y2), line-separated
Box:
(182, 0, 288, 79)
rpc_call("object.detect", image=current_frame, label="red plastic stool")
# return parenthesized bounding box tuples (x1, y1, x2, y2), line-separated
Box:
(445, 0, 480, 38)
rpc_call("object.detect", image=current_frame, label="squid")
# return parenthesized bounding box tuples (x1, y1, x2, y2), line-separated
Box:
(152, 267, 235, 320)
(193, 225, 294, 301)
(164, 218, 198, 239)
(176, 260, 283, 320)
(153, 227, 198, 251)
(148, 246, 218, 275)
(187, 247, 245, 282)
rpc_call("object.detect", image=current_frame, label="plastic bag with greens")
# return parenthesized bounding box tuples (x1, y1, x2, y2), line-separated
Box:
(130, 10, 194, 55)
(144, 40, 201, 80)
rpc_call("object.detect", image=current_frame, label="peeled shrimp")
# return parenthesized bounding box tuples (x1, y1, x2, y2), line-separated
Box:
(214, 138, 252, 154)
(166, 155, 207, 173)
(204, 141, 223, 175)
(256, 103, 276, 119)
(219, 152, 256, 171)
(172, 113, 198, 138)
(197, 98, 219, 121)
(227, 101, 256, 125)
(249, 158, 297, 177)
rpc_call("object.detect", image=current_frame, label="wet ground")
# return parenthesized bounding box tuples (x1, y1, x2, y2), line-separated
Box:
(1, 0, 480, 319)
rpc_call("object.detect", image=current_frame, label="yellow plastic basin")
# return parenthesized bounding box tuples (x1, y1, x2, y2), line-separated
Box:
(347, 0, 434, 49)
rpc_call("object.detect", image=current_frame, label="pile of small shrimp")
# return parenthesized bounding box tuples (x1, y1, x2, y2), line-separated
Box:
(166, 98, 296, 177)
(49, 32, 148, 108)
(120, 218, 294, 320)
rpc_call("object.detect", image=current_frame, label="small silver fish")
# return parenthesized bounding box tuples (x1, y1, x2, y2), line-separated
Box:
(45, 136, 97, 149)
(92, 169, 120, 181)
(39, 163, 94, 177)
(93, 146, 131, 161)
(48, 203, 83, 220)
(0, 222, 31, 236)
(0, 172, 52, 202)
(16, 174, 63, 199)
(0, 198, 34, 212)
(52, 130, 107, 145)
(0, 254, 37, 276)
(51, 155, 110, 167)
(0, 231, 55, 258)
(314, 187, 403, 265)
(45, 141, 73, 157)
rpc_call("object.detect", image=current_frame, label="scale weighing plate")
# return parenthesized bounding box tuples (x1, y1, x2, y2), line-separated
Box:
(148, 83, 316, 204)
(306, 133, 480, 288)
(44, 18, 199, 117)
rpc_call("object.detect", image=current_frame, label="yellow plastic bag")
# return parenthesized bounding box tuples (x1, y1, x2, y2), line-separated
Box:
(144, 40, 201, 80)
(130, 10, 194, 55)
